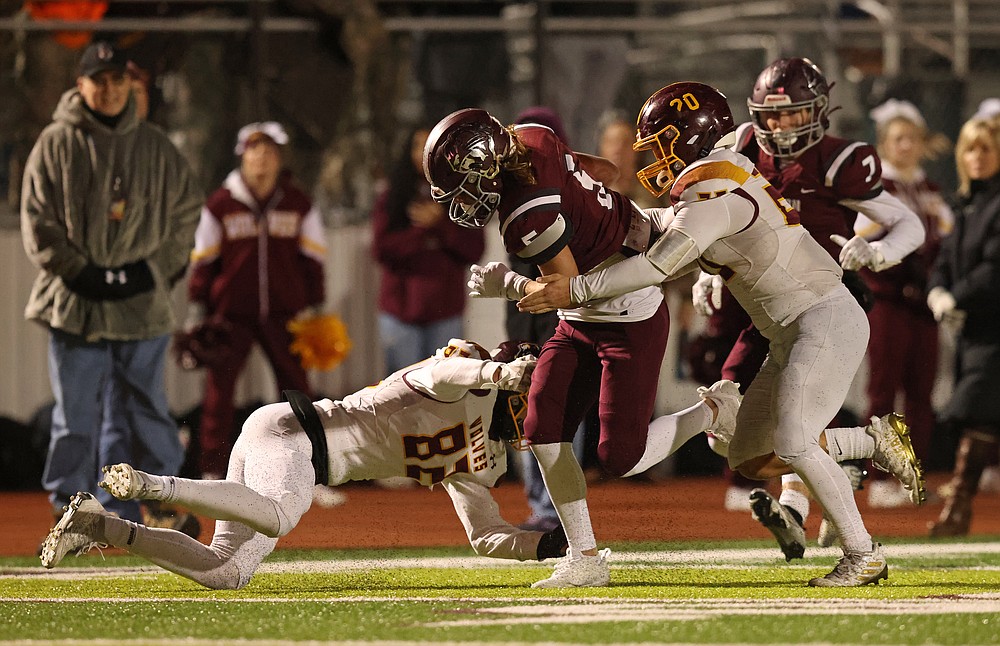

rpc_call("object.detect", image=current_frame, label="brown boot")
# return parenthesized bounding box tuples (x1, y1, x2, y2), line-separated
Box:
(929, 431, 999, 537)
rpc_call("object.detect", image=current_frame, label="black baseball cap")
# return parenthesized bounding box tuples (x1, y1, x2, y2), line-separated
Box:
(77, 40, 128, 78)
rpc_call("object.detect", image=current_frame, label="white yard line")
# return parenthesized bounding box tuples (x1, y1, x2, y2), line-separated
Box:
(4, 541, 1000, 579)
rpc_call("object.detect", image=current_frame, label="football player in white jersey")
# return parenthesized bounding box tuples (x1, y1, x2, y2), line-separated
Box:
(518, 82, 925, 587)
(39, 338, 733, 589)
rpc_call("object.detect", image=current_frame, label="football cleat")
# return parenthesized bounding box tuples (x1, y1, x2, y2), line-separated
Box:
(750, 489, 806, 561)
(866, 413, 926, 505)
(531, 548, 611, 589)
(808, 541, 888, 587)
(697, 379, 741, 444)
(100, 463, 152, 500)
(40, 492, 109, 569)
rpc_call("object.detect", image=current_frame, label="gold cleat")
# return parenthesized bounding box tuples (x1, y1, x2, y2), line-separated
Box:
(869, 413, 927, 505)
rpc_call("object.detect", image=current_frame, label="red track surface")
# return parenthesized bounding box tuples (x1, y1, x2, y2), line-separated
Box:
(5, 473, 998, 557)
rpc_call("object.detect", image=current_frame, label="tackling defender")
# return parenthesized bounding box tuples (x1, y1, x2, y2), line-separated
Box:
(40, 339, 735, 589)
(518, 82, 924, 587)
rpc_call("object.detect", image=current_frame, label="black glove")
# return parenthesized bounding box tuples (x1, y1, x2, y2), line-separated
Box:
(535, 524, 568, 561)
(67, 261, 155, 301)
(67, 264, 118, 301)
(842, 270, 875, 313)
(116, 259, 155, 298)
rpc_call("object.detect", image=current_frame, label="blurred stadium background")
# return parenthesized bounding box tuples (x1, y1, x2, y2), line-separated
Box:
(0, 0, 997, 499)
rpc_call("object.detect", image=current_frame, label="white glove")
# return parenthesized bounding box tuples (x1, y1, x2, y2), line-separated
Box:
(468, 262, 530, 301)
(490, 355, 536, 392)
(691, 271, 724, 317)
(829, 234, 900, 272)
(927, 286, 958, 322)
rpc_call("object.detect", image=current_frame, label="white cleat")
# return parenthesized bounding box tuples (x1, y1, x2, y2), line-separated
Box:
(100, 463, 152, 501)
(698, 379, 741, 444)
(39, 492, 109, 569)
(808, 542, 888, 587)
(866, 413, 926, 505)
(531, 548, 611, 589)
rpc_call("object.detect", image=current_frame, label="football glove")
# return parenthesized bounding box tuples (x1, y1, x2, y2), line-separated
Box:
(468, 262, 530, 301)
(830, 234, 900, 272)
(691, 271, 724, 317)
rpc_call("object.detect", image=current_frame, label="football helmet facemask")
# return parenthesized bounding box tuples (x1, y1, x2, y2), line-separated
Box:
(423, 108, 513, 228)
(748, 57, 832, 159)
(488, 341, 540, 450)
(634, 82, 736, 197)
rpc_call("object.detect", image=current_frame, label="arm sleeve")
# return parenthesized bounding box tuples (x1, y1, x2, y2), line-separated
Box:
(841, 191, 926, 264)
(405, 357, 507, 401)
(569, 254, 668, 304)
(568, 192, 748, 304)
(442, 474, 542, 561)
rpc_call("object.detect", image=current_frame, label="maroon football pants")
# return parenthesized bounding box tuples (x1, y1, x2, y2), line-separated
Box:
(199, 316, 311, 476)
(524, 302, 669, 477)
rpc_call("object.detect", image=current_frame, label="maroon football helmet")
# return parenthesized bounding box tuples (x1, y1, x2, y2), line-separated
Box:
(748, 57, 832, 159)
(423, 108, 513, 228)
(634, 82, 736, 197)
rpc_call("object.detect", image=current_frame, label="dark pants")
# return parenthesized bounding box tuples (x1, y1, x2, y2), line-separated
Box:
(865, 300, 938, 471)
(200, 316, 310, 476)
(524, 303, 669, 477)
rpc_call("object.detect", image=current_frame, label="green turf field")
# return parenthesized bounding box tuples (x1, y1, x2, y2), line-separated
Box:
(3, 538, 999, 645)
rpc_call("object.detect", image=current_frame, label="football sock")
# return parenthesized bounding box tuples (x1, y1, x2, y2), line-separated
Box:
(823, 426, 876, 462)
(103, 514, 243, 589)
(622, 401, 711, 477)
(778, 482, 811, 526)
(786, 445, 871, 553)
(531, 442, 597, 554)
(161, 477, 284, 537)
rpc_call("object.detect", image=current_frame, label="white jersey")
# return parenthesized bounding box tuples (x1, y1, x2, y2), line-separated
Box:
(318, 357, 507, 488)
(670, 148, 844, 339)
(312, 355, 541, 561)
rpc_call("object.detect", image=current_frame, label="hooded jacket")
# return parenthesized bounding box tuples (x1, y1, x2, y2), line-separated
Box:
(21, 88, 202, 341)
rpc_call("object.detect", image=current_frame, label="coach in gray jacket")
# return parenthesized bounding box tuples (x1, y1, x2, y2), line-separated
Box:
(21, 41, 202, 524)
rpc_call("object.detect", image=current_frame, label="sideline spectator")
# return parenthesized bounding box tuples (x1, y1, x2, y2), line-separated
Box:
(20, 41, 202, 527)
(857, 100, 954, 508)
(927, 118, 1000, 537)
(372, 125, 485, 374)
(186, 122, 326, 480)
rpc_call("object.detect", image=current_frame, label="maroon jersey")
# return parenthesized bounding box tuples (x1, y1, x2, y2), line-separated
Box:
(735, 122, 884, 259)
(498, 125, 634, 272)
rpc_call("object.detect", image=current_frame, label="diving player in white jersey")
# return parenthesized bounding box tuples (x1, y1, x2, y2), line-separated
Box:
(517, 82, 925, 587)
(40, 338, 735, 589)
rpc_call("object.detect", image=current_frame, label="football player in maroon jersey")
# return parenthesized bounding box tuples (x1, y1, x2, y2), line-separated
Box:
(423, 109, 740, 587)
(517, 81, 926, 586)
(695, 57, 925, 558)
